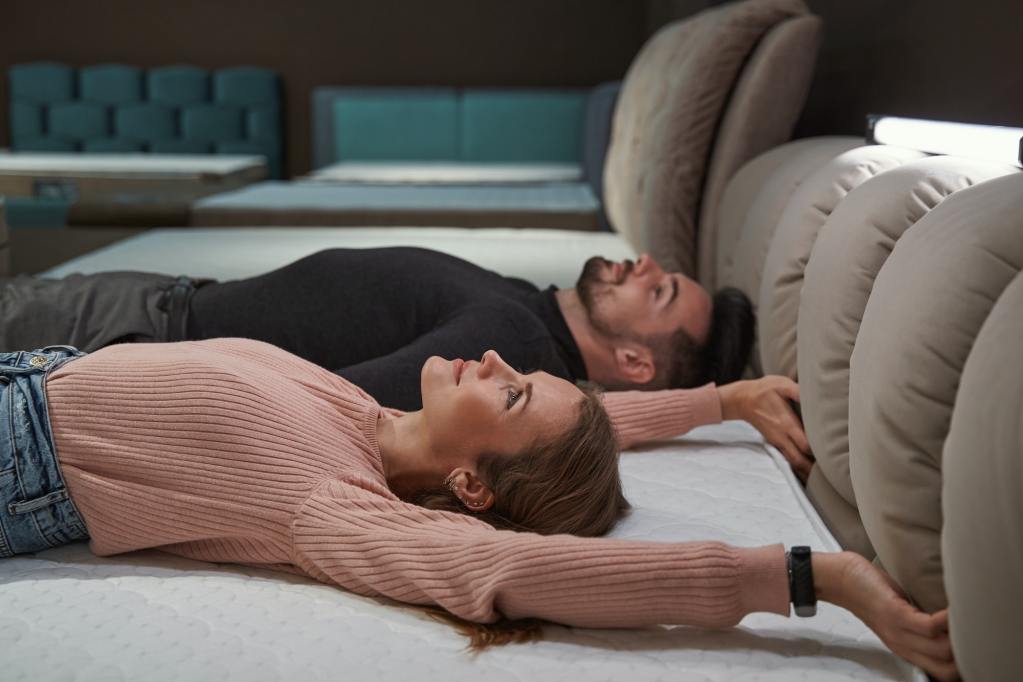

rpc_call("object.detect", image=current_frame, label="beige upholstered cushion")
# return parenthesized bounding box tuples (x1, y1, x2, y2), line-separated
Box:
(849, 172, 1023, 612)
(798, 157, 1018, 509)
(805, 468, 875, 559)
(717, 137, 861, 306)
(942, 272, 1023, 682)
(716, 137, 861, 377)
(757, 145, 925, 378)
(697, 14, 822, 290)
(603, 0, 807, 277)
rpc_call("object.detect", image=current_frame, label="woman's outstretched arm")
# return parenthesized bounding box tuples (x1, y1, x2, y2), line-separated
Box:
(291, 479, 956, 679)
(292, 478, 789, 628)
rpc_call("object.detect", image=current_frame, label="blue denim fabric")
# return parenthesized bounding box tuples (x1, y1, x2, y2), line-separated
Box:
(0, 346, 89, 557)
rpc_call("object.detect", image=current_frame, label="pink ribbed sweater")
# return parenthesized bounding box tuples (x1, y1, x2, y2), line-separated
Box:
(46, 338, 788, 627)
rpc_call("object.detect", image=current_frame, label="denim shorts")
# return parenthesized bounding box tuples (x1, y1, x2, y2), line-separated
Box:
(0, 346, 89, 557)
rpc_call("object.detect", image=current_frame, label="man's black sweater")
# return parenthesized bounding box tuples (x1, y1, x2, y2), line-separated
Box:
(188, 248, 587, 410)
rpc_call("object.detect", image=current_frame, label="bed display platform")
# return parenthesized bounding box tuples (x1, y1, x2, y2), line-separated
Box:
(189, 181, 601, 230)
(42, 227, 635, 289)
(22, 229, 921, 680)
(0, 422, 922, 682)
(0, 153, 268, 226)
(305, 161, 584, 185)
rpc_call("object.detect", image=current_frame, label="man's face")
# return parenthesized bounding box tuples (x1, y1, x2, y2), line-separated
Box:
(576, 254, 712, 344)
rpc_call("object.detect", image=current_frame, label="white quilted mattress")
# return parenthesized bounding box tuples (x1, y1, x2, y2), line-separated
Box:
(0, 422, 922, 682)
(42, 227, 636, 289)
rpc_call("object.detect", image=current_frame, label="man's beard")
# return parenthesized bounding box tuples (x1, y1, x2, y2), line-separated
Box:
(576, 256, 633, 340)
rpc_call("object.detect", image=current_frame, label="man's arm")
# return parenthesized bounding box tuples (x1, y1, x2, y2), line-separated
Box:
(603, 377, 813, 481)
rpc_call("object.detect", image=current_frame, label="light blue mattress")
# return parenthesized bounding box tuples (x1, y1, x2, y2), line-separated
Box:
(190, 181, 601, 229)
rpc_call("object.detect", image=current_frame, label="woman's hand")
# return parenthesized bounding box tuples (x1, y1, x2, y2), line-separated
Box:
(815, 552, 959, 681)
(717, 376, 813, 481)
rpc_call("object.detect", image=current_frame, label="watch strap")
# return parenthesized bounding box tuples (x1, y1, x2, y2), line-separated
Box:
(788, 545, 817, 617)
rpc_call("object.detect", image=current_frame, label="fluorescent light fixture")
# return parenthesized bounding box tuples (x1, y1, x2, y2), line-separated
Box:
(866, 115, 1023, 168)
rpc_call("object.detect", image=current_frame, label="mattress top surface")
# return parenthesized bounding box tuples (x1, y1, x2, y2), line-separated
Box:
(0, 153, 265, 177)
(0, 422, 921, 682)
(43, 227, 636, 289)
(306, 162, 583, 185)
(193, 181, 600, 212)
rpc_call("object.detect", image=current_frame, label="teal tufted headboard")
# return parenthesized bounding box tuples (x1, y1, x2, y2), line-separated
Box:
(9, 63, 283, 178)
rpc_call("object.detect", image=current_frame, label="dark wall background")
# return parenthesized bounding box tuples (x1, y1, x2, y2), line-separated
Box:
(0, 1, 647, 178)
(649, 0, 1023, 137)
(795, 0, 1023, 137)
(3, 0, 1022, 178)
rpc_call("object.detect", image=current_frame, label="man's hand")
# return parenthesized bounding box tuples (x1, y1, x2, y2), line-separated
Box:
(816, 552, 959, 681)
(716, 376, 813, 481)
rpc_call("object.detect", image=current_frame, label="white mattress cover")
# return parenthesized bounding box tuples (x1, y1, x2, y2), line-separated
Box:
(0, 153, 265, 178)
(306, 162, 583, 185)
(0, 422, 923, 681)
(192, 181, 600, 213)
(43, 227, 636, 289)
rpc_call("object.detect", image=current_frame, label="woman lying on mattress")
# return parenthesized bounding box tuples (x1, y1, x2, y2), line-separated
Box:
(1, 340, 956, 681)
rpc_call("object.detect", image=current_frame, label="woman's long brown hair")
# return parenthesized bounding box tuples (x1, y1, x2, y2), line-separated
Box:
(410, 387, 629, 649)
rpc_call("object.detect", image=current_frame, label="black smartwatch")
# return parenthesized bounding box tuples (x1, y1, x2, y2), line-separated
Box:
(787, 546, 817, 617)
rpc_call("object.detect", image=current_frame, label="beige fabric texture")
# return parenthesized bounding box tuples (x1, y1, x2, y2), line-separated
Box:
(849, 172, 1023, 612)
(805, 468, 874, 559)
(603, 0, 806, 277)
(942, 272, 1023, 682)
(757, 145, 925, 378)
(716, 136, 861, 377)
(716, 136, 861, 311)
(697, 14, 822, 290)
(798, 157, 1018, 508)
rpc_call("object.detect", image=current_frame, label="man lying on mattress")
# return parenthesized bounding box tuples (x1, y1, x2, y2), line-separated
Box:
(0, 247, 811, 478)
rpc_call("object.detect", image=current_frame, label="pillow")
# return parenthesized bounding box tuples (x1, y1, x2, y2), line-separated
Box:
(850, 172, 1023, 612)
(757, 145, 924, 378)
(798, 157, 1018, 508)
(603, 0, 807, 276)
(942, 272, 1023, 682)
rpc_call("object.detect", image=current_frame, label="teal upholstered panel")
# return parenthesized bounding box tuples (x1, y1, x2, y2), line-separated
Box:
(151, 139, 211, 154)
(3, 197, 71, 229)
(460, 90, 585, 162)
(247, 107, 280, 140)
(148, 66, 210, 106)
(81, 64, 143, 104)
(11, 101, 44, 139)
(83, 138, 145, 153)
(116, 103, 176, 141)
(49, 102, 108, 143)
(316, 87, 588, 165)
(8, 62, 283, 177)
(9, 63, 74, 103)
(332, 91, 459, 161)
(214, 67, 279, 107)
(13, 137, 76, 152)
(182, 105, 244, 142)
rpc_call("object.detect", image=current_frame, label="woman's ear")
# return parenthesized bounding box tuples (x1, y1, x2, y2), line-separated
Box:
(446, 468, 494, 512)
(612, 343, 656, 386)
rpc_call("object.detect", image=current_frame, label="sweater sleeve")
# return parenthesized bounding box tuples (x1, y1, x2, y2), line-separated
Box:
(601, 384, 723, 450)
(291, 478, 788, 628)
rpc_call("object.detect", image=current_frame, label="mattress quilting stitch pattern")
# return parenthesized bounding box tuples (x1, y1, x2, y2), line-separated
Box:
(0, 421, 921, 681)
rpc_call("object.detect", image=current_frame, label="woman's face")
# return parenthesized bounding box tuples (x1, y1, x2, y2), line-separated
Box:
(420, 350, 584, 463)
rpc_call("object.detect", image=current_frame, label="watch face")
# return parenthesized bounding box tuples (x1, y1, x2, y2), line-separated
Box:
(794, 603, 818, 618)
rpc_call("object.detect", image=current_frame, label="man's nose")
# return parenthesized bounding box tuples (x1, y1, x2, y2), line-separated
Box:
(634, 253, 661, 279)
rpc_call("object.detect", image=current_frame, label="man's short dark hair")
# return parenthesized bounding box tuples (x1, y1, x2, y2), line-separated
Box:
(646, 287, 755, 389)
